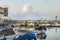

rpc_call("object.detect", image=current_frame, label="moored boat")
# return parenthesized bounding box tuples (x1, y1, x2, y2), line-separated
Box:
(0, 23, 16, 40)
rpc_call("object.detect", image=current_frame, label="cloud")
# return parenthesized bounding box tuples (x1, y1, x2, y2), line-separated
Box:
(10, 4, 57, 20)
(22, 4, 33, 13)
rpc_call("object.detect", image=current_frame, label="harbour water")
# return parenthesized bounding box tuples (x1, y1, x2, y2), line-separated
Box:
(45, 27, 60, 40)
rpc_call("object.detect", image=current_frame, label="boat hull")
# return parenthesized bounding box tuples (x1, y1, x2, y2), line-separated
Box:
(0, 34, 16, 40)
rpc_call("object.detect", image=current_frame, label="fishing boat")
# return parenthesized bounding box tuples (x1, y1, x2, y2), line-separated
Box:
(0, 23, 16, 40)
(13, 22, 40, 35)
(13, 23, 47, 40)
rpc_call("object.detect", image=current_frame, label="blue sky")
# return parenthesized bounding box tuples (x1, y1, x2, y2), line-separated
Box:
(0, 0, 60, 20)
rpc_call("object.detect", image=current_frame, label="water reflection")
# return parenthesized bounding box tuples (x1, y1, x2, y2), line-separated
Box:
(55, 27, 57, 33)
(46, 27, 60, 40)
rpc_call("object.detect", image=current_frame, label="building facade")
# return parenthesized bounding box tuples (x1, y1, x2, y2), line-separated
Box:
(0, 7, 8, 23)
(0, 7, 8, 17)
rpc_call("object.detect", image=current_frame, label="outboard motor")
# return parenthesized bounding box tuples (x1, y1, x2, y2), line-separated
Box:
(37, 33, 47, 39)
(35, 26, 47, 40)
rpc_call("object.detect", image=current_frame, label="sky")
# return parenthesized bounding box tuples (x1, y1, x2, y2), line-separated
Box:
(0, 0, 60, 20)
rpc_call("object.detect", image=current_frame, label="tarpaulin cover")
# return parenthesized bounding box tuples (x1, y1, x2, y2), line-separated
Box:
(17, 32, 36, 40)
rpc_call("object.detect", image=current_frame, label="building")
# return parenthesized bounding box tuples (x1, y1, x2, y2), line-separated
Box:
(0, 7, 8, 17)
(0, 7, 9, 23)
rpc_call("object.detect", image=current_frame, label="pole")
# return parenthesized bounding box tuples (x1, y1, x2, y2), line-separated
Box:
(41, 30, 42, 40)
(41, 27, 42, 40)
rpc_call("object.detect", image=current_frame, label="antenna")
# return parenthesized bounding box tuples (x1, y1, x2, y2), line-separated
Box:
(55, 16, 57, 20)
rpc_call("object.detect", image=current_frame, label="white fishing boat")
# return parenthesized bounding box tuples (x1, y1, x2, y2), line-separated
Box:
(0, 28, 16, 40)
(0, 23, 16, 40)
(13, 22, 41, 35)
(13, 23, 47, 40)
(13, 27, 47, 40)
